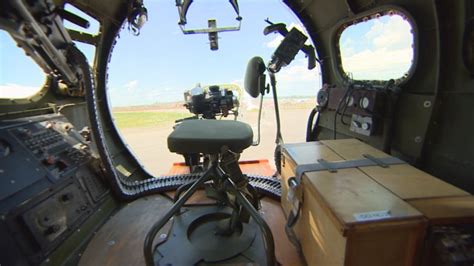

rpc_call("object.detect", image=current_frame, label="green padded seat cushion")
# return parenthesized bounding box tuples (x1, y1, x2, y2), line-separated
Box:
(168, 119, 254, 154)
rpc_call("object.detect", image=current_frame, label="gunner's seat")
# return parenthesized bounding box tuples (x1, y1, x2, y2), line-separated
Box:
(145, 58, 276, 265)
(168, 119, 253, 154)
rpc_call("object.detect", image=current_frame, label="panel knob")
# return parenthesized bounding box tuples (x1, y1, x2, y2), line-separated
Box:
(362, 122, 371, 131)
(360, 97, 370, 109)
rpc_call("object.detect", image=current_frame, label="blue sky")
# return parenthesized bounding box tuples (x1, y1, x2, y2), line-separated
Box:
(105, 0, 321, 106)
(0, 0, 320, 105)
(0, 2, 413, 104)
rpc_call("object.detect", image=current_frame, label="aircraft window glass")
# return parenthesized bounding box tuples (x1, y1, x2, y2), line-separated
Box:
(73, 42, 96, 67)
(0, 31, 45, 99)
(107, 0, 321, 175)
(338, 12, 414, 81)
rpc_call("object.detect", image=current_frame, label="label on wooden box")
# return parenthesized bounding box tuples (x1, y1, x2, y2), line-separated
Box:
(353, 210, 392, 222)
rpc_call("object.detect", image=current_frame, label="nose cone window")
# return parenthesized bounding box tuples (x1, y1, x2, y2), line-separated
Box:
(338, 12, 414, 81)
(107, 0, 321, 175)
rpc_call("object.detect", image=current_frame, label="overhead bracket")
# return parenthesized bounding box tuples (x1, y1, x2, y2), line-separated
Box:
(175, 0, 242, 50)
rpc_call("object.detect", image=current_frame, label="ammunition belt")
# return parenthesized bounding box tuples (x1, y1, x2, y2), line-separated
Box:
(118, 173, 281, 199)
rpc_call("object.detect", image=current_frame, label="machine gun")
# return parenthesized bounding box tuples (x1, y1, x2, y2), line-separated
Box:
(174, 84, 241, 171)
(182, 84, 240, 119)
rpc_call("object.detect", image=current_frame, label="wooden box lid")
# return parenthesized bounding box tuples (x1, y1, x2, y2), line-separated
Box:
(407, 196, 474, 225)
(303, 169, 423, 234)
(282, 142, 342, 169)
(320, 139, 469, 200)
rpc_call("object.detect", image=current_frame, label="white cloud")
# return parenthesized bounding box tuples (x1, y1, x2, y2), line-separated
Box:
(341, 15, 413, 80)
(124, 80, 139, 92)
(272, 58, 321, 97)
(277, 59, 316, 82)
(0, 83, 41, 99)
(365, 19, 384, 39)
(342, 47, 413, 80)
(340, 37, 355, 57)
(371, 16, 412, 49)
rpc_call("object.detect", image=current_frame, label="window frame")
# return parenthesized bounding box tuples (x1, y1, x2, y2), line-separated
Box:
(333, 6, 419, 85)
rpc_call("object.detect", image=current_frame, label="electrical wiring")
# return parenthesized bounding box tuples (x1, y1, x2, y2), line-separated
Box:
(333, 84, 353, 139)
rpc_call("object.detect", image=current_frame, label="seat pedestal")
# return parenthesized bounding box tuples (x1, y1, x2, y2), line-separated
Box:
(154, 205, 268, 265)
(144, 158, 276, 266)
(143, 119, 275, 265)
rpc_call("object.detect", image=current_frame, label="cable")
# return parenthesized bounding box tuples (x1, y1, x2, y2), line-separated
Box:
(311, 112, 320, 140)
(252, 93, 264, 146)
(340, 86, 375, 126)
(306, 107, 319, 141)
(269, 72, 283, 144)
(339, 88, 357, 126)
(333, 84, 353, 139)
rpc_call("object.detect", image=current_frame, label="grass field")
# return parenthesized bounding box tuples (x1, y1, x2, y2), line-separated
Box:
(113, 111, 190, 128)
(112, 98, 316, 128)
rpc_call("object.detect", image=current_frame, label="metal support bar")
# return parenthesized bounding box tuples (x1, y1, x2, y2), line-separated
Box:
(363, 154, 389, 168)
(68, 29, 99, 46)
(269, 72, 283, 144)
(317, 159, 337, 173)
(181, 23, 241, 34)
(173, 181, 195, 202)
(294, 155, 406, 181)
(143, 166, 215, 266)
(227, 178, 276, 266)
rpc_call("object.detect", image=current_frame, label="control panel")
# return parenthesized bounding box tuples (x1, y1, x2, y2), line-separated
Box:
(349, 115, 374, 136)
(0, 114, 108, 265)
(8, 116, 89, 180)
(323, 85, 384, 116)
(317, 83, 393, 137)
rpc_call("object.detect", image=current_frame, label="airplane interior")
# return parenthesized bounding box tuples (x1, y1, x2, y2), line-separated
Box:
(1, 0, 473, 265)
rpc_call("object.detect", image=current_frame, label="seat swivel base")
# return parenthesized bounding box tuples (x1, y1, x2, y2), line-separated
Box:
(154, 205, 267, 265)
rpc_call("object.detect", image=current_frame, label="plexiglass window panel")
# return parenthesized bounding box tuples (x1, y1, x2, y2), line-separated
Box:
(107, 0, 321, 175)
(339, 13, 414, 81)
(0, 32, 45, 99)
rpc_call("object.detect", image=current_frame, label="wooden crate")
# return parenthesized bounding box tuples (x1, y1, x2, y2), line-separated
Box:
(407, 196, 474, 225)
(319, 139, 469, 200)
(314, 139, 474, 226)
(280, 140, 432, 266)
